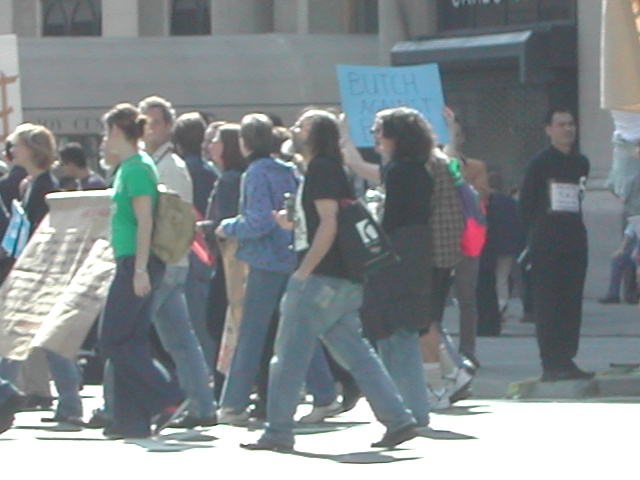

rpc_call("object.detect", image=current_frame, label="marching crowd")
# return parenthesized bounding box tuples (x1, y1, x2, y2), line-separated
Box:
(0, 95, 594, 451)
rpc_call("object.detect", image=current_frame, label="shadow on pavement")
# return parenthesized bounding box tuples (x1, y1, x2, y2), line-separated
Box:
(435, 405, 492, 416)
(418, 428, 477, 440)
(280, 449, 421, 464)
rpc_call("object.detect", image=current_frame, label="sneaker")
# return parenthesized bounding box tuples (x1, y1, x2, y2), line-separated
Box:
(152, 399, 189, 436)
(427, 386, 450, 410)
(217, 407, 250, 426)
(444, 367, 473, 405)
(298, 400, 342, 424)
(371, 423, 418, 448)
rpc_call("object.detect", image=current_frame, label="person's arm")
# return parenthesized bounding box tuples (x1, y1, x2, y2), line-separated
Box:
(467, 159, 491, 204)
(519, 158, 541, 238)
(132, 195, 153, 297)
(339, 114, 381, 184)
(218, 169, 279, 239)
(443, 105, 461, 157)
(294, 199, 338, 280)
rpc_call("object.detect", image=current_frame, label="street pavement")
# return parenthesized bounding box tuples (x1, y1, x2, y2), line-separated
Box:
(3, 392, 637, 478)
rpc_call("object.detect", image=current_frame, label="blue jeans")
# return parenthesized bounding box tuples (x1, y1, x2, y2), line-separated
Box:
(0, 378, 19, 406)
(607, 242, 637, 298)
(220, 267, 290, 411)
(99, 255, 182, 438)
(186, 252, 217, 372)
(377, 330, 430, 426)
(220, 267, 335, 411)
(151, 265, 216, 418)
(0, 351, 82, 418)
(261, 274, 416, 448)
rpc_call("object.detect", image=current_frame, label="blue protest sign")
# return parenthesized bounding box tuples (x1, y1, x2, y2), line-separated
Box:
(336, 63, 449, 148)
(1, 200, 30, 258)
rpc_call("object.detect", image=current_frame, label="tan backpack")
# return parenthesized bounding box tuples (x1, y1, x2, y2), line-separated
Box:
(151, 184, 196, 264)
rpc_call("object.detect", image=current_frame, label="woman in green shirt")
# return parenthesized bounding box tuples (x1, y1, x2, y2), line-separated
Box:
(99, 103, 185, 439)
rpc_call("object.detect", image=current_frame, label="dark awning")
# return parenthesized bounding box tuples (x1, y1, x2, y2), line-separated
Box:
(391, 25, 576, 84)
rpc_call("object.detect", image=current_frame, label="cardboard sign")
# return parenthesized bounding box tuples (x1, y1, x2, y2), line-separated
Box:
(0, 35, 23, 142)
(336, 63, 449, 147)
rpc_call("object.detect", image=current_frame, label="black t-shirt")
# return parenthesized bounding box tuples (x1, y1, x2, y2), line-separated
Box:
(296, 156, 354, 279)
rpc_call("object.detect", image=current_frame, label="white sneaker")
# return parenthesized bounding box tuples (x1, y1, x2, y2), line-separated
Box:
(427, 386, 451, 410)
(445, 367, 473, 404)
(298, 400, 343, 424)
(217, 408, 250, 426)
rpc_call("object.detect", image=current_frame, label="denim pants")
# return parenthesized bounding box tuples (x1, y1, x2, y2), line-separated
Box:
(377, 329, 430, 426)
(99, 255, 182, 437)
(186, 252, 217, 372)
(0, 351, 83, 418)
(261, 274, 415, 448)
(220, 267, 336, 411)
(151, 265, 216, 418)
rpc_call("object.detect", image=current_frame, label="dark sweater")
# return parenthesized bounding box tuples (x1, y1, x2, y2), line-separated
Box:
(23, 171, 59, 236)
(519, 146, 589, 251)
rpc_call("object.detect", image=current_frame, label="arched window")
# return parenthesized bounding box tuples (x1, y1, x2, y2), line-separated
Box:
(42, 0, 101, 36)
(171, 0, 211, 36)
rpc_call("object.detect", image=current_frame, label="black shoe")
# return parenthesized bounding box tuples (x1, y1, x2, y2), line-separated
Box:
(86, 408, 111, 429)
(0, 391, 25, 435)
(541, 367, 595, 382)
(598, 296, 620, 305)
(152, 399, 189, 436)
(41, 415, 86, 427)
(249, 402, 266, 421)
(371, 423, 418, 448)
(169, 414, 217, 429)
(340, 379, 362, 413)
(240, 440, 293, 452)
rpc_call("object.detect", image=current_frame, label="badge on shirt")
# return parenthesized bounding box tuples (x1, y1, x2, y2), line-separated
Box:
(548, 177, 586, 214)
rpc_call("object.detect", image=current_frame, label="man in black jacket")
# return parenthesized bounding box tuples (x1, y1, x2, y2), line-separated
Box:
(520, 107, 594, 382)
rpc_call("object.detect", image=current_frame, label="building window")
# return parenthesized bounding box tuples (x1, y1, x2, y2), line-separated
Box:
(348, 0, 379, 33)
(171, 0, 211, 36)
(437, 0, 576, 32)
(42, 0, 102, 36)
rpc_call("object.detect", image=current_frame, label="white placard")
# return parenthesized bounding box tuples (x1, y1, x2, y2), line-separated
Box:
(0, 34, 22, 142)
(549, 182, 581, 213)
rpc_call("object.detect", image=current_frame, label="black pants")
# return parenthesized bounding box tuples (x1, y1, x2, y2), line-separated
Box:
(476, 253, 501, 336)
(531, 247, 587, 372)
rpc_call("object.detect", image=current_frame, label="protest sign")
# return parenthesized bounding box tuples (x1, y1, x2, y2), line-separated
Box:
(336, 63, 449, 147)
(0, 34, 22, 142)
(1, 200, 30, 258)
(0, 191, 115, 361)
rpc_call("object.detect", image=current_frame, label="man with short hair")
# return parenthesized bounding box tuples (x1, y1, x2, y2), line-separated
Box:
(59, 142, 106, 190)
(134, 95, 216, 427)
(520, 108, 593, 382)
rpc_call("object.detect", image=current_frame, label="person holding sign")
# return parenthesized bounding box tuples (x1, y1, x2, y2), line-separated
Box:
(519, 107, 593, 382)
(98, 104, 186, 439)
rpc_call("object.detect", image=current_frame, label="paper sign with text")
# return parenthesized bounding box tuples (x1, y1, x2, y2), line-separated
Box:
(336, 63, 449, 148)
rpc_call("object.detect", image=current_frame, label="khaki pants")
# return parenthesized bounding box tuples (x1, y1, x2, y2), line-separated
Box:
(216, 239, 248, 374)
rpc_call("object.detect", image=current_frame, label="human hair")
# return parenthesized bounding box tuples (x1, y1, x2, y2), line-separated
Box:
(544, 107, 575, 126)
(217, 123, 246, 171)
(272, 126, 292, 155)
(299, 109, 343, 162)
(173, 112, 206, 156)
(375, 107, 434, 164)
(10, 123, 57, 170)
(138, 95, 176, 125)
(102, 103, 147, 143)
(4, 140, 13, 162)
(59, 142, 87, 169)
(240, 113, 274, 157)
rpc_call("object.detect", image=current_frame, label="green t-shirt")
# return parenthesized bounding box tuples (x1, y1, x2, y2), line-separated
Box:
(111, 152, 159, 258)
